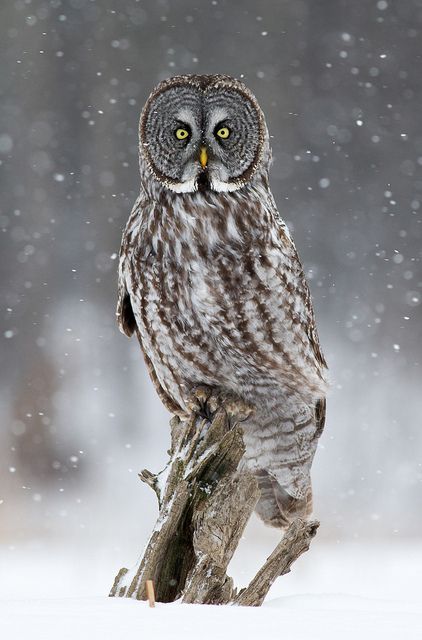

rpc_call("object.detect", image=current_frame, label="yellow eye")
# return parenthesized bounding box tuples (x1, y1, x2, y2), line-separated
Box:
(175, 128, 190, 140)
(216, 126, 230, 139)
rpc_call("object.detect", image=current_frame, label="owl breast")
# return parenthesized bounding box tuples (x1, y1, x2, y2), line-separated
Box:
(122, 187, 326, 415)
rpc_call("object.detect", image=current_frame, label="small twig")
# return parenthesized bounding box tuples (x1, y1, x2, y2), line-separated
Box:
(146, 580, 155, 608)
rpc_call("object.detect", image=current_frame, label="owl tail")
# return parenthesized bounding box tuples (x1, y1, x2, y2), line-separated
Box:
(254, 469, 313, 529)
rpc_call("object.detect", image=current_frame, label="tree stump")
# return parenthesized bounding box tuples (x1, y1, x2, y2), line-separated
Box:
(110, 390, 319, 606)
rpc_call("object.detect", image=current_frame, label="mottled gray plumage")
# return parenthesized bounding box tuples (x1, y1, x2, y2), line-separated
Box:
(117, 74, 328, 528)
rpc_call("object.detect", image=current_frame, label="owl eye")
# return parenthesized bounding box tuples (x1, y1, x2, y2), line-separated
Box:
(175, 127, 190, 140)
(215, 126, 230, 139)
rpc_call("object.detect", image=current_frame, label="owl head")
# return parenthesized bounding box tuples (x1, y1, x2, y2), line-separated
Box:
(139, 74, 268, 194)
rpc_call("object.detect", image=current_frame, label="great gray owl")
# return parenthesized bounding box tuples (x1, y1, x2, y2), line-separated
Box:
(117, 74, 328, 528)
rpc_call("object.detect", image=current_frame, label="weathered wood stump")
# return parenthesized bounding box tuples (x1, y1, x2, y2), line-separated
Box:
(110, 391, 319, 606)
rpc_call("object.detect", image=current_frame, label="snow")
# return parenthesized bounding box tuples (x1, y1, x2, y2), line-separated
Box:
(2, 594, 420, 640)
(1, 538, 421, 640)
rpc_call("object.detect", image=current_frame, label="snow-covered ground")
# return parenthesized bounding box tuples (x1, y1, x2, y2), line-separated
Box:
(2, 593, 420, 640)
(1, 534, 421, 639)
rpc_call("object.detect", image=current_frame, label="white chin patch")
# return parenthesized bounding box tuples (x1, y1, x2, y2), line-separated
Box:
(167, 178, 198, 193)
(167, 178, 241, 194)
(165, 174, 242, 194)
(209, 178, 241, 193)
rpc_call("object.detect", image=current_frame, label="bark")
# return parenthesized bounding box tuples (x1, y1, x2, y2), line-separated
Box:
(109, 389, 319, 606)
(234, 518, 319, 606)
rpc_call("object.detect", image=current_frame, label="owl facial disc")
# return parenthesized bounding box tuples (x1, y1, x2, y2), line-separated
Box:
(139, 75, 266, 193)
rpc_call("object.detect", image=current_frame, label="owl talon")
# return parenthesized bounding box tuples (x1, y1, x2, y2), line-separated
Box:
(206, 394, 220, 416)
(187, 386, 253, 424)
(188, 387, 253, 425)
(187, 385, 213, 418)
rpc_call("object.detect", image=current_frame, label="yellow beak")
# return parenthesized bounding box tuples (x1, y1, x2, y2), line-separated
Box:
(199, 146, 208, 169)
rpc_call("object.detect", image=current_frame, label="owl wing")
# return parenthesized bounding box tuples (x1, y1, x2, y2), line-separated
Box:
(301, 281, 327, 371)
(271, 212, 328, 445)
(116, 198, 185, 417)
(281, 215, 326, 369)
(258, 208, 328, 391)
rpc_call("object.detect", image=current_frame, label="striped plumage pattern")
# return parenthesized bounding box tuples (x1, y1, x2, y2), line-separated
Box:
(117, 75, 328, 528)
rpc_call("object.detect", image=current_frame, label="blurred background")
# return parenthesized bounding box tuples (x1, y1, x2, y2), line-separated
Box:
(1, 0, 421, 594)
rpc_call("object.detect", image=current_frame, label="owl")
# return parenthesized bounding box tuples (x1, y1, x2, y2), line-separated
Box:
(117, 74, 328, 528)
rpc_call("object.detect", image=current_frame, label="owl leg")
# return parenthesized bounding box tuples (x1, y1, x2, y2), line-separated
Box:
(254, 470, 313, 529)
(186, 384, 214, 419)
